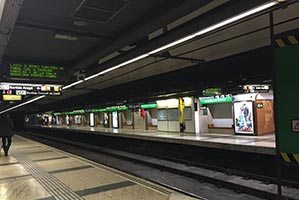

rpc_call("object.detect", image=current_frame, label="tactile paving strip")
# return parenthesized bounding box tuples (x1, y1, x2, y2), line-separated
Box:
(13, 152, 84, 200)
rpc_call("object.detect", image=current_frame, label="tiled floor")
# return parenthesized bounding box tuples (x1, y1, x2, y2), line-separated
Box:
(42, 125, 276, 155)
(0, 135, 198, 200)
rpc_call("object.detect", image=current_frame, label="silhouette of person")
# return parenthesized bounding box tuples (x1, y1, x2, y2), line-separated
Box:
(0, 114, 14, 156)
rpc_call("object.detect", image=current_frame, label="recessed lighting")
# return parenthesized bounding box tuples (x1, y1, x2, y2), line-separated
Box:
(74, 20, 87, 26)
(54, 33, 77, 41)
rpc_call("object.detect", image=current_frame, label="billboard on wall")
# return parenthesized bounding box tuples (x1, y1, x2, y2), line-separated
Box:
(89, 113, 95, 127)
(112, 111, 118, 128)
(233, 101, 254, 134)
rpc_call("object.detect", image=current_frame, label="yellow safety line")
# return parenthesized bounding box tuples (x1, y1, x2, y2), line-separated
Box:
(275, 39, 286, 47)
(287, 35, 298, 44)
(293, 154, 299, 164)
(281, 153, 291, 162)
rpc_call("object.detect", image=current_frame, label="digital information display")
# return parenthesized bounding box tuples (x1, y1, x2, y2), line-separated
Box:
(0, 83, 62, 96)
(7, 63, 68, 82)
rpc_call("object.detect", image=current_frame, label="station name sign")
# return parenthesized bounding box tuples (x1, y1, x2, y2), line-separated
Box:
(0, 83, 62, 96)
(200, 96, 233, 105)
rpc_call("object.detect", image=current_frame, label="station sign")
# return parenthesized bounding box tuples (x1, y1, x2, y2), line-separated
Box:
(256, 103, 263, 109)
(202, 88, 221, 96)
(243, 85, 270, 93)
(140, 103, 157, 109)
(64, 109, 85, 115)
(89, 105, 129, 113)
(291, 120, 299, 132)
(0, 83, 62, 96)
(2, 94, 22, 101)
(200, 95, 232, 105)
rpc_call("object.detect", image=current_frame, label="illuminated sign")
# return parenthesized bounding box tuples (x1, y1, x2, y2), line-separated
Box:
(64, 109, 85, 115)
(140, 103, 157, 109)
(243, 85, 270, 93)
(0, 83, 62, 96)
(202, 88, 221, 96)
(257, 103, 263, 109)
(89, 105, 128, 113)
(200, 96, 233, 105)
(4, 63, 68, 82)
(3, 95, 22, 101)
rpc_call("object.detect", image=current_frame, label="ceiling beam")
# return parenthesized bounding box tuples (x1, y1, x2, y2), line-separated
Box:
(153, 52, 206, 64)
(0, 0, 23, 63)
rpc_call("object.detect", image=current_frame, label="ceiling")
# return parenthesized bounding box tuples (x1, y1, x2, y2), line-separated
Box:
(0, 0, 298, 113)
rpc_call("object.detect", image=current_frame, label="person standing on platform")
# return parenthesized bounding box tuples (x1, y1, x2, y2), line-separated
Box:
(0, 113, 14, 156)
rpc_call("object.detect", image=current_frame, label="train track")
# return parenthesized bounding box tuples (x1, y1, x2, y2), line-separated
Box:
(18, 130, 299, 200)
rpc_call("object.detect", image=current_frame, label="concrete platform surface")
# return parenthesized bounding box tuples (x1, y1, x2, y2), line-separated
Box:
(39, 125, 276, 155)
(0, 135, 201, 200)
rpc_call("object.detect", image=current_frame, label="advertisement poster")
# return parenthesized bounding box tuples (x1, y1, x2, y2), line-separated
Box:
(234, 101, 254, 134)
(89, 113, 95, 127)
(112, 111, 118, 128)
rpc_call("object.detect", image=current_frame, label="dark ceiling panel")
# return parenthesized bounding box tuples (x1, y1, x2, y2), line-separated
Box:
(83, 0, 128, 12)
(75, 7, 114, 22)
(5, 26, 104, 64)
(15, 0, 182, 36)
(74, 0, 129, 23)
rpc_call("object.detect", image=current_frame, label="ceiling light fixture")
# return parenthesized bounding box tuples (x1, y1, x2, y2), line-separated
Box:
(62, 80, 84, 90)
(0, 0, 5, 21)
(74, 20, 87, 26)
(84, 54, 150, 81)
(54, 33, 77, 41)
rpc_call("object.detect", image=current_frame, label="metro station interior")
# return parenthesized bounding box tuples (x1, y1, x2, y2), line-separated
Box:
(0, 0, 299, 200)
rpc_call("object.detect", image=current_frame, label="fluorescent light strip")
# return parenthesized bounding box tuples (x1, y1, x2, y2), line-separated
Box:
(84, 54, 149, 81)
(82, 1, 278, 83)
(194, 1, 278, 37)
(149, 34, 197, 55)
(151, 2, 277, 54)
(0, 95, 45, 114)
(62, 80, 83, 90)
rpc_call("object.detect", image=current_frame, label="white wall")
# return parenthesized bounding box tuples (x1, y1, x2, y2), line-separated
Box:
(134, 112, 145, 130)
(185, 120, 194, 132)
(157, 97, 195, 133)
(199, 113, 209, 133)
(168, 121, 180, 132)
(125, 110, 133, 125)
(213, 119, 233, 128)
(158, 121, 168, 131)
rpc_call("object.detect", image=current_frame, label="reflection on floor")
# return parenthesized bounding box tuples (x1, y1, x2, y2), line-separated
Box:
(0, 136, 196, 200)
(41, 125, 276, 155)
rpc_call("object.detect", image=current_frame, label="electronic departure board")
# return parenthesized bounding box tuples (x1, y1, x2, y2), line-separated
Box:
(0, 83, 62, 96)
(1, 62, 69, 82)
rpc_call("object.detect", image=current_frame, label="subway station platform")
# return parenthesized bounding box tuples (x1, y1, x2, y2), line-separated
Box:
(0, 135, 198, 200)
(39, 125, 276, 155)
